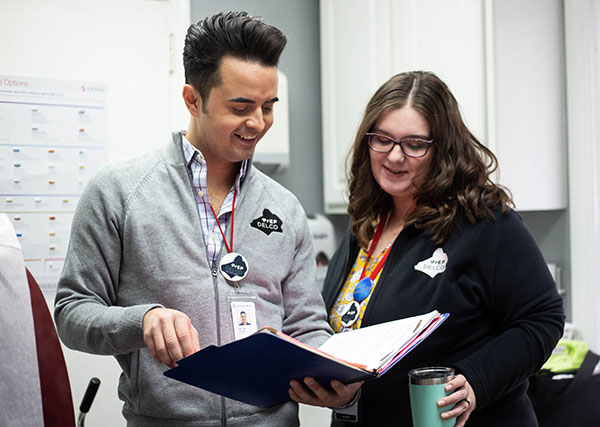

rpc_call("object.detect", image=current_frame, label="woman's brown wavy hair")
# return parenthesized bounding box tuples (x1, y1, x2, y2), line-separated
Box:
(347, 71, 513, 248)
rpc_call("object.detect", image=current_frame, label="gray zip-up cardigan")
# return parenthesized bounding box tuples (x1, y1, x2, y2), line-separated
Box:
(54, 132, 332, 426)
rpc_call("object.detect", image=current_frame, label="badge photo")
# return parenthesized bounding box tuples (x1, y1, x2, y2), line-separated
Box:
(229, 299, 257, 340)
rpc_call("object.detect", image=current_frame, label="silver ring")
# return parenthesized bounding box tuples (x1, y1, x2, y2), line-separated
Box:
(463, 398, 471, 409)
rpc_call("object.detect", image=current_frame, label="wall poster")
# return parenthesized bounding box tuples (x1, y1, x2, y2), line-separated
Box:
(0, 74, 107, 291)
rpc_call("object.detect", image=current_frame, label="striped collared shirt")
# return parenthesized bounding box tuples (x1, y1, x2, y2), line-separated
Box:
(182, 136, 248, 265)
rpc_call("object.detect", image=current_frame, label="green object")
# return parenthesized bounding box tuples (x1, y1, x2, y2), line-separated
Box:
(409, 367, 456, 427)
(541, 339, 588, 373)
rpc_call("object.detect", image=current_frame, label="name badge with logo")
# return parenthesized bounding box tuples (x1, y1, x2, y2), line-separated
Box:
(251, 209, 283, 236)
(219, 252, 249, 282)
(414, 248, 448, 278)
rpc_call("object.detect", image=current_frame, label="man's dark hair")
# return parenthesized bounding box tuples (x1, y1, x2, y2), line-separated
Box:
(183, 11, 287, 109)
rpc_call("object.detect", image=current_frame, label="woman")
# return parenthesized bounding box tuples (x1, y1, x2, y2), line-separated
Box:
(320, 71, 564, 426)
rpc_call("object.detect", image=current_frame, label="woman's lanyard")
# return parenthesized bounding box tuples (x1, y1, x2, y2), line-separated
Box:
(354, 215, 391, 300)
(210, 190, 249, 283)
(340, 214, 391, 328)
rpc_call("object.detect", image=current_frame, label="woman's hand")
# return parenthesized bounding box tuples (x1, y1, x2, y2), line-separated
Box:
(288, 377, 363, 408)
(437, 374, 476, 427)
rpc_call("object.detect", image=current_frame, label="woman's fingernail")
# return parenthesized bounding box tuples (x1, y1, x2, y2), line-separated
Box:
(438, 399, 445, 406)
(445, 384, 453, 391)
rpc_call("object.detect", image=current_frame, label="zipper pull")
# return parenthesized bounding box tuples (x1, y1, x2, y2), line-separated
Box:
(211, 267, 218, 277)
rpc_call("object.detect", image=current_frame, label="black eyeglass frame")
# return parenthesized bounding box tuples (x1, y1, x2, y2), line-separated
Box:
(365, 132, 433, 158)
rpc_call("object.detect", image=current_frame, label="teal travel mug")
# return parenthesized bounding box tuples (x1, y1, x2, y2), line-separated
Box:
(408, 367, 455, 427)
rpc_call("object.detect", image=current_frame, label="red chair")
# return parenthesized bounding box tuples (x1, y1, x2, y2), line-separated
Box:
(25, 268, 76, 427)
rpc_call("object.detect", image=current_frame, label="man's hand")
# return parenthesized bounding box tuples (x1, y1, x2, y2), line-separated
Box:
(142, 307, 200, 367)
(288, 377, 363, 408)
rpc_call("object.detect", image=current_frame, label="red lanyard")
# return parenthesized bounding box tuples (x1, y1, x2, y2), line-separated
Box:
(360, 214, 391, 281)
(209, 189, 236, 254)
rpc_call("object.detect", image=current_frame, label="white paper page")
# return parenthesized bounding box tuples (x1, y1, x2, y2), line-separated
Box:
(319, 310, 439, 370)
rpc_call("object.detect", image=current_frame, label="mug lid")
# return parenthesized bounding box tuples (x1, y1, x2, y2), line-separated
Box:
(408, 367, 454, 385)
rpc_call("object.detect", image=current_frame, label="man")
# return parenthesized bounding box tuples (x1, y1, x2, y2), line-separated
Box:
(239, 311, 250, 326)
(54, 11, 359, 426)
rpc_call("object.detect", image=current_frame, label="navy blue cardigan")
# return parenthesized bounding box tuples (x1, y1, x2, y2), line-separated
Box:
(322, 208, 564, 427)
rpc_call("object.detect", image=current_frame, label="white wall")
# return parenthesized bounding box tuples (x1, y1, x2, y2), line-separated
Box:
(1, 0, 190, 424)
(0, 0, 190, 163)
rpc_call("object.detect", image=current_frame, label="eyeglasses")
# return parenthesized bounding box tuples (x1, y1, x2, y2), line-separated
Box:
(366, 133, 433, 157)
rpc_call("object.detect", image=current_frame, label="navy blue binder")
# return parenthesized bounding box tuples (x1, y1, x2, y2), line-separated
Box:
(164, 311, 448, 408)
(164, 330, 374, 407)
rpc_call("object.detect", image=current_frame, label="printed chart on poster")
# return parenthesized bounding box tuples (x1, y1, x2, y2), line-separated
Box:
(0, 75, 107, 291)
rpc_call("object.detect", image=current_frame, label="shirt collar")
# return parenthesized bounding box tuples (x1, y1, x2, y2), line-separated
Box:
(181, 133, 249, 191)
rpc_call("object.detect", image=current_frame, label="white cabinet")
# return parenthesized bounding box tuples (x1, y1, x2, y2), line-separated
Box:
(320, 0, 396, 213)
(320, 0, 567, 213)
(320, 0, 487, 213)
(491, 0, 567, 211)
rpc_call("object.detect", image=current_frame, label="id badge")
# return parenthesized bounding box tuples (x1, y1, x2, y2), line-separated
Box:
(227, 292, 258, 340)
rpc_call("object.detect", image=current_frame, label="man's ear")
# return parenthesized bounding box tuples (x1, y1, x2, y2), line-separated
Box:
(183, 84, 202, 117)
